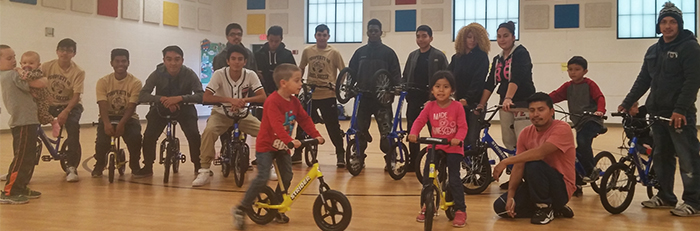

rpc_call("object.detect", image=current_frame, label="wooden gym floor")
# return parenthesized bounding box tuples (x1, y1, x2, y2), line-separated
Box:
(0, 119, 699, 230)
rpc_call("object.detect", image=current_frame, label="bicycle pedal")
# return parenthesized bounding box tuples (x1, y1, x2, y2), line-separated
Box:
(213, 159, 222, 166)
(181, 155, 186, 163)
(41, 155, 53, 162)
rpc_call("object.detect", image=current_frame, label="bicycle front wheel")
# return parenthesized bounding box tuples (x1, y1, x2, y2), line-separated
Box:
(313, 190, 352, 231)
(117, 149, 126, 176)
(108, 153, 115, 183)
(221, 143, 231, 178)
(305, 144, 318, 167)
(462, 152, 492, 195)
(346, 139, 363, 176)
(422, 186, 436, 231)
(233, 144, 249, 188)
(600, 162, 636, 214)
(388, 142, 408, 180)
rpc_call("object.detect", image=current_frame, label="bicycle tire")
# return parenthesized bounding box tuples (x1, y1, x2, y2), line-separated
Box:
(59, 141, 70, 172)
(158, 139, 168, 164)
(171, 139, 180, 174)
(117, 150, 126, 176)
(163, 151, 172, 184)
(246, 186, 279, 225)
(591, 151, 616, 194)
(422, 187, 436, 231)
(312, 190, 353, 231)
(335, 68, 356, 104)
(373, 69, 394, 106)
(600, 163, 636, 214)
(304, 144, 318, 167)
(388, 142, 408, 180)
(463, 151, 492, 195)
(233, 143, 249, 188)
(108, 153, 115, 183)
(415, 147, 428, 183)
(221, 144, 231, 178)
(346, 139, 363, 176)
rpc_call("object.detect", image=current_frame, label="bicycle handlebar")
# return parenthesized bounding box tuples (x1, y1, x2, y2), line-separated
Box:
(202, 102, 258, 119)
(287, 138, 321, 149)
(556, 110, 608, 120)
(415, 137, 463, 147)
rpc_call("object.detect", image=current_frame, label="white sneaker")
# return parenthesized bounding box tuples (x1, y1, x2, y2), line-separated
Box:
(0, 173, 7, 181)
(269, 167, 278, 181)
(66, 167, 79, 182)
(192, 168, 212, 187)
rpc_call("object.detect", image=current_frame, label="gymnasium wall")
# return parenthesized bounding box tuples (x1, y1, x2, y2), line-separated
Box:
(0, 0, 232, 130)
(231, 0, 700, 123)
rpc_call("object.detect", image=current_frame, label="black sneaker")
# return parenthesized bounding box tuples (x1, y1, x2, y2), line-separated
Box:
(337, 159, 346, 168)
(573, 185, 583, 197)
(582, 168, 601, 183)
(133, 167, 153, 178)
(92, 166, 104, 178)
(274, 213, 290, 223)
(251, 159, 257, 165)
(554, 205, 574, 218)
(499, 181, 510, 190)
(531, 207, 554, 225)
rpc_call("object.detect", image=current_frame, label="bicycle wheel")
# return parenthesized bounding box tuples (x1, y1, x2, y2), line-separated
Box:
(600, 163, 636, 214)
(415, 147, 428, 183)
(313, 190, 353, 231)
(246, 186, 279, 225)
(59, 141, 70, 172)
(171, 139, 180, 174)
(373, 69, 394, 105)
(117, 150, 126, 176)
(591, 151, 616, 194)
(335, 68, 356, 104)
(305, 144, 319, 167)
(108, 153, 115, 183)
(233, 144, 248, 188)
(421, 186, 437, 231)
(346, 139, 363, 176)
(388, 142, 408, 180)
(163, 152, 172, 184)
(221, 144, 232, 178)
(462, 152, 492, 195)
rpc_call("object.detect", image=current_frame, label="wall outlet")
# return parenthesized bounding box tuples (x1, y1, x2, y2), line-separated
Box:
(45, 27, 54, 37)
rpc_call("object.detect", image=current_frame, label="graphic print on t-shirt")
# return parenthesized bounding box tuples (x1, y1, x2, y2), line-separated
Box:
(494, 58, 512, 82)
(47, 74, 72, 102)
(107, 89, 130, 115)
(272, 110, 298, 150)
(309, 55, 331, 80)
(432, 111, 457, 136)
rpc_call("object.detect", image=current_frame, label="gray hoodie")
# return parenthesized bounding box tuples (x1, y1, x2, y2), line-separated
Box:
(140, 63, 204, 117)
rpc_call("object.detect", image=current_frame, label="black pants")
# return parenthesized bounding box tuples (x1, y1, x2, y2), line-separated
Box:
(493, 161, 570, 218)
(4, 125, 39, 196)
(293, 98, 345, 161)
(142, 111, 201, 170)
(49, 104, 83, 168)
(356, 96, 393, 166)
(94, 117, 143, 172)
(406, 101, 431, 172)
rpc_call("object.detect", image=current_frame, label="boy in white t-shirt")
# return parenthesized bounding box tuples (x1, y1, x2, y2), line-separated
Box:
(193, 45, 267, 187)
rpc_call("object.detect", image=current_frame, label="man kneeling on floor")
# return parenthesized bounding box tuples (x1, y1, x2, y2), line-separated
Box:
(492, 92, 576, 225)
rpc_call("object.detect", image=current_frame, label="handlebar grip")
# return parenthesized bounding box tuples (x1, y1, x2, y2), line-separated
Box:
(287, 138, 320, 149)
(611, 112, 626, 117)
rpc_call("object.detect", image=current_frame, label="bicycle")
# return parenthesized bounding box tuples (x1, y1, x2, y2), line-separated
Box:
(144, 102, 191, 183)
(335, 68, 387, 176)
(91, 120, 128, 183)
(376, 81, 421, 180)
(415, 137, 461, 231)
(210, 104, 257, 188)
(554, 109, 617, 195)
(415, 105, 514, 194)
(246, 138, 353, 231)
(34, 125, 69, 173)
(598, 112, 669, 214)
(297, 81, 335, 167)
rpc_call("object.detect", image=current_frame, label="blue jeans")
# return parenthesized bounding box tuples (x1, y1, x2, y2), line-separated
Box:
(464, 106, 483, 148)
(422, 151, 466, 212)
(240, 151, 294, 208)
(651, 115, 700, 208)
(493, 161, 569, 218)
(576, 121, 603, 175)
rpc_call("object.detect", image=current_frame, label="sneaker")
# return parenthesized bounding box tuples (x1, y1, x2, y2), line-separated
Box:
(554, 205, 574, 218)
(499, 181, 509, 190)
(0, 193, 29, 204)
(416, 207, 426, 222)
(192, 168, 212, 187)
(641, 195, 676, 209)
(531, 206, 554, 225)
(573, 185, 583, 197)
(0, 173, 7, 181)
(582, 168, 601, 183)
(133, 167, 153, 178)
(251, 159, 257, 165)
(274, 213, 290, 223)
(269, 167, 278, 181)
(337, 159, 346, 168)
(671, 203, 700, 217)
(66, 167, 79, 182)
(92, 166, 104, 178)
(23, 188, 41, 199)
(232, 206, 246, 230)
(452, 210, 467, 227)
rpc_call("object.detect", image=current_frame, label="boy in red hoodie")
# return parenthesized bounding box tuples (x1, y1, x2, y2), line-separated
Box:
(232, 63, 324, 230)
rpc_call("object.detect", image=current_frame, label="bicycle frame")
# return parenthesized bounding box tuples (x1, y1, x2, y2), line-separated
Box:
(345, 92, 363, 157)
(428, 162, 454, 211)
(386, 90, 408, 161)
(37, 126, 64, 159)
(626, 137, 654, 186)
(256, 162, 327, 213)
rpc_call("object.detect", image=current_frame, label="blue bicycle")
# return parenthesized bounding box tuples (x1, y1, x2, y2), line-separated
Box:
(36, 126, 69, 172)
(210, 104, 255, 187)
(599, 112, 669, 214)
(377, 81, 421, 180)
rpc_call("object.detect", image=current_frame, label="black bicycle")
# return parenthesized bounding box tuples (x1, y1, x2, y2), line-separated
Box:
(298, 81, 334, 167)
(210, 104, 258, 187)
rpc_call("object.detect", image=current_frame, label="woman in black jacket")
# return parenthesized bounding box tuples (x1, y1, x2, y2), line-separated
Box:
(449, 22, 490, 147)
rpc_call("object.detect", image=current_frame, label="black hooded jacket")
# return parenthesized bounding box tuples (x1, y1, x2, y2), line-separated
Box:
(621, 30, 700, 117)
(255, 42, 296, 95)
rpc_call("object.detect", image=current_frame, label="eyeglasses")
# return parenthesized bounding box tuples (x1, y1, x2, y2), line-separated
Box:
(57, 48, 75, 53)
(227, 32, 243, 37)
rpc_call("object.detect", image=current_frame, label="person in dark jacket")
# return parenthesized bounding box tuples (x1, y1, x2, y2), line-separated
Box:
(348, 19, 401, 170)
(449, 22, 490, 149)
(138, 45, 204, 177)
(402, 25, 448, 172)
(256, 26, 297, 95)
(213, 23, 258, 72)
(618, 2, 700, 217)
(478, 21, 535, 151)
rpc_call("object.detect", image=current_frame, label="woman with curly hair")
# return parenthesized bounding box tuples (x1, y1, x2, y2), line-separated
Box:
(449, 22, 490, 147)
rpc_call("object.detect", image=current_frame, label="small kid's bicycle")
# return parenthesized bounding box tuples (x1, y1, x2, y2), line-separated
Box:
(415, 137, 461, 231)
(599, 112, 669, 214)
(246, 138, 352, 231)
(297, 81, 334, 167)
(90, 120, 128, 183)
(145, 102, 191, 183)
(35, 125, 69, 173)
